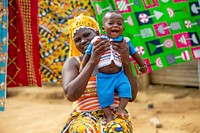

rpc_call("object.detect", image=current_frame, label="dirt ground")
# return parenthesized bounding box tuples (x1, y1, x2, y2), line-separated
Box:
(0, 84, 200, 133)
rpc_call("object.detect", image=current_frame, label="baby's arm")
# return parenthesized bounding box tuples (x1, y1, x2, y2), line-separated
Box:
(131, 52, 147, 73)
(124, 37, 147, 73)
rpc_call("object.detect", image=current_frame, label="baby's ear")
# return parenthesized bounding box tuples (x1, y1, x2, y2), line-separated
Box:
(102, 26, 105, 31)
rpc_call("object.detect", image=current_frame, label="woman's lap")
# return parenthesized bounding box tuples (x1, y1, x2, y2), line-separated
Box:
(61, 109, 133, 133)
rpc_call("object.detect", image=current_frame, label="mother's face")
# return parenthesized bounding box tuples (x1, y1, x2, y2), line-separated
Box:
(73, 28, 98, 54)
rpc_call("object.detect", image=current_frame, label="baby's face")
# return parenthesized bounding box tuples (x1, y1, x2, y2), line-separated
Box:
(102, 12, 124, 38)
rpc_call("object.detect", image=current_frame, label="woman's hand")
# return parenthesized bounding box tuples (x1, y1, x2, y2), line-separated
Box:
(89, 38, 110, 65)
(111, 40, 130, 65)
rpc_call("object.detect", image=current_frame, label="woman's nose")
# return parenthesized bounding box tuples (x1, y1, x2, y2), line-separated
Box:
(81, 39, 87, 45)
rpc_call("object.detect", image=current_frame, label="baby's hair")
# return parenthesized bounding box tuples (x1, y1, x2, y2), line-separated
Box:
(102, 10, 123, 22)
(102, 10, 120, 17)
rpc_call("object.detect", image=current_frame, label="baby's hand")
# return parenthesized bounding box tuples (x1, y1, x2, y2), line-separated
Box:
(94, 37, 105, 45)
(111, 40, 129, 61)
(139, 64, 147, 73)
(91, 38, 110, 64)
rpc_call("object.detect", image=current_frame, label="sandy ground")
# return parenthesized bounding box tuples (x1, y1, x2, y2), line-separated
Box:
(0, 84, 200, 133)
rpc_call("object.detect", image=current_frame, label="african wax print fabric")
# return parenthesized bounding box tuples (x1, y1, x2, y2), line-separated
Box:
(61, 109, 133, 133)
(7, 0, 41, 87)
(91, 0, 200, 76)
(0, 0, 8, 111)
(39, 0, 95, 83)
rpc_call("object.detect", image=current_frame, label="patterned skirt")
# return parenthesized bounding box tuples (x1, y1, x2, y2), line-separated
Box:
(61, 109, 133, 133)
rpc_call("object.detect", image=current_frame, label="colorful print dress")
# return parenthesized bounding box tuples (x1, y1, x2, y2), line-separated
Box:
(61, 57, 133, 133)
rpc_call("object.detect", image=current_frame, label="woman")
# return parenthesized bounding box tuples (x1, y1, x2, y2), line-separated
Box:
(61, 14, 138, 133)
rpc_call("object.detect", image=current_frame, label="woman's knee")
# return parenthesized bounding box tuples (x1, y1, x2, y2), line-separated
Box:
(68, 118, 96, 133)
(105, 117, 132, 133)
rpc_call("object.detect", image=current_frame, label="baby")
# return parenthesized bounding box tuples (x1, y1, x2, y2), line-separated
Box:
(81, 11, 147, 122)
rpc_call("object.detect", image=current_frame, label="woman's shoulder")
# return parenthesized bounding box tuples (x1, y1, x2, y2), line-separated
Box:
(62, 56, 80, 70)
(66, 56, 80, 64)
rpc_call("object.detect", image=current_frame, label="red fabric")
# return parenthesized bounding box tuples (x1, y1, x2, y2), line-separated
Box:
(7, 0, 41, 87)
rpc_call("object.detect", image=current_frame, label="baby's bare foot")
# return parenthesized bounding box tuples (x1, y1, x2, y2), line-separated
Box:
(116, 108, 129, 118)
(106, 116, 113, 123)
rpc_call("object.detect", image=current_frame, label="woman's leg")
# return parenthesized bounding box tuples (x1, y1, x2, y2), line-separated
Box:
(68, 116, 96, 133)
(95, 109, 133, 133)
(105, 117, 133, 133)
(61, 112, 97, 133)
(61, 109, 133, 133)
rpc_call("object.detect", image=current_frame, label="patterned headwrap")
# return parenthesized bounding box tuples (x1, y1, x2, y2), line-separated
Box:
(68, 14, 100, 57)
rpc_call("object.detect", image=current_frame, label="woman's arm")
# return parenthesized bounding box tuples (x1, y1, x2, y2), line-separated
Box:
(112, 40, 138, 102)
(123, 60, 138, 102)
(62, 57, 96, 101)
(62, 39, 110, 102)
(80, 54, 90, 72)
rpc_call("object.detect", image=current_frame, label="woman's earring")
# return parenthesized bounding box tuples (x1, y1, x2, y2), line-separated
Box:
(96, 31, 100, 35)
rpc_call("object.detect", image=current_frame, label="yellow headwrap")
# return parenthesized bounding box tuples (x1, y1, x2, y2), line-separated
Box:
(68, 14, 100, 57)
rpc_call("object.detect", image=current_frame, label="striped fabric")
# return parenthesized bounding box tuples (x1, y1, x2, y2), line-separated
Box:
(86, 35, 136, 70)
(73, 76, 119, 111)
(98, 45, 122, 69)
(90, 36, 123, 69)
